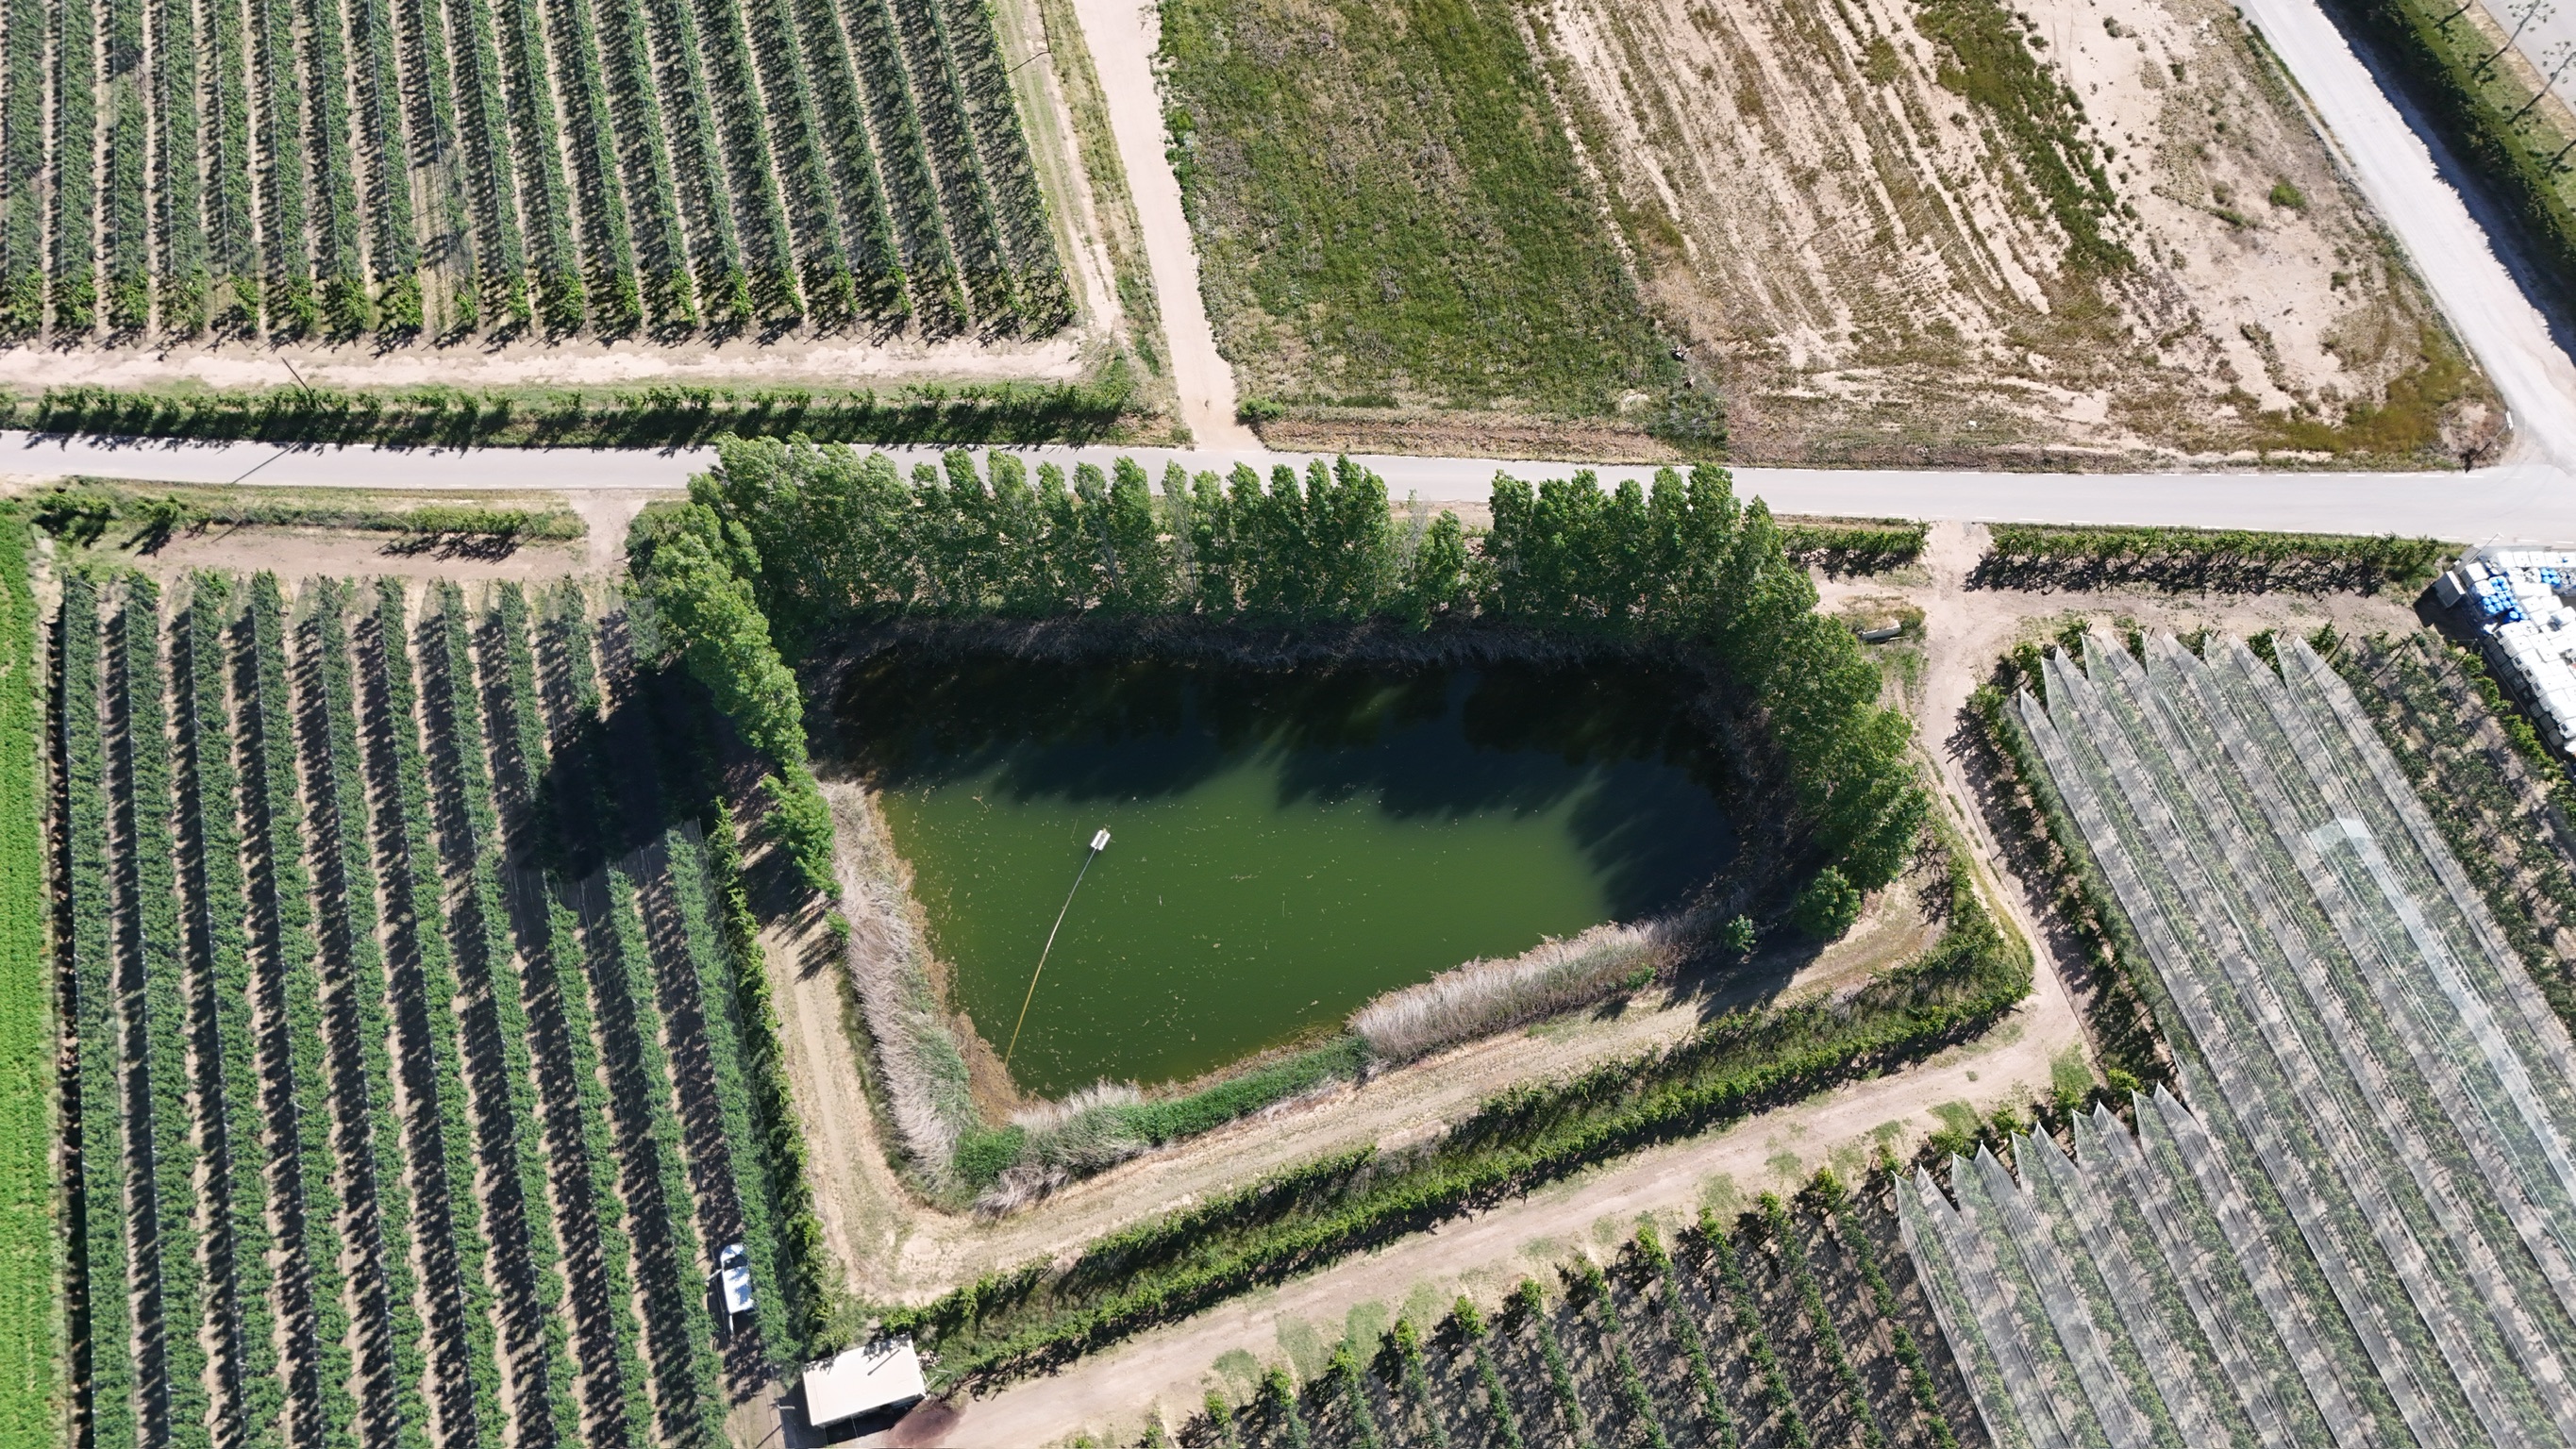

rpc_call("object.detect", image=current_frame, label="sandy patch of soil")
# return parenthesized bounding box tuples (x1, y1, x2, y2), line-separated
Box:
(1531, 0, 2498, 466)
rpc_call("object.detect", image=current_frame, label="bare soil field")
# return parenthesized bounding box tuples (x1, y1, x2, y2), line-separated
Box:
(1151, 0, 2501, 466)
(1533, 0, 2499, 467)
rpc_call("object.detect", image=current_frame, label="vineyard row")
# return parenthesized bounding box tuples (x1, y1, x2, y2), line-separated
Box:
(56, 568, 812, 1449)
(0, 0, 1065, 341)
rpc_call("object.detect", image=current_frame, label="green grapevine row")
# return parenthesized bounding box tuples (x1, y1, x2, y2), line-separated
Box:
(0, 0, 42, 331)
(105, 0, 149, 331)
(419, 584, 573, 1444)
(887, 0, 1012, 323)
(150, 0, 209, 331)
(251, 0, 316, 333)
(634, 0, 750, 327)
(363, 582, 505, 1449)
(301, 584, 429, 1449)
(839, 0, 967, 329)
(62, 576, 132, 1447)
(302, 0, 373, 333)
(1699, 1207, 1812, 1448)
(546, 0, 643, 336)
(54, 0, 100, 332)
(444, 0, 532, 327)
(527, 890, 654, 1447)
(1760, 1193, 1886, 1448)
(933, 0, 1065, 326)
(693, 0, 807, 322)
(490, 0, 585, 329)
(241, 575, 356, 1449)
(114, 577, 210, 1449)
(739, 0, 856, 325)
(464, 588, 639, 1445)
(207, 0, 258, 324)
(785, 0, 903, 319)
(1632, 1222, 1738, 1448)
(584, 874, 728, 1444)
(176, 576, 285, 1449)
(13, 0, 1067, 341)
(349, 0, 421, 328)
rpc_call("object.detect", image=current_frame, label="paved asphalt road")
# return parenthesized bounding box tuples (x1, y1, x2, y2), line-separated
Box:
(8, 0, 2576, 543)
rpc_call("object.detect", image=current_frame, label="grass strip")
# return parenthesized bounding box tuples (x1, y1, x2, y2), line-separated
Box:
(0, 508, 59, 1446)
(62, 575, 133, 1446)
(115, 575, 211, 1449)
(2332, 0, 2576, 301)
(176, 575, 285, 1449)
(365, 581, 505, 1449)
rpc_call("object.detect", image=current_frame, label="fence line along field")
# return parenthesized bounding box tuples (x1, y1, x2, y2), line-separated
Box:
(49, 565, 824, 1449)
(0, 0, 1066, 346)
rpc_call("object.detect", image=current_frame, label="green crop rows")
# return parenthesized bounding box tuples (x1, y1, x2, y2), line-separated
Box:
(30, 561, 818, 1447)
(0, 0, 1062, 341)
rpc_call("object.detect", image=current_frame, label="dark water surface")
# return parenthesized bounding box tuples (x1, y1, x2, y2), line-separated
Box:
(839, 651, 1737, 1096)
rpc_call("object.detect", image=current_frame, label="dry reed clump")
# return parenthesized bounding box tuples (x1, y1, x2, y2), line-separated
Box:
(1350, 920, 1671, 1062)
(976, 1082, 1154, 1214)
(828, 782, 980, 1182)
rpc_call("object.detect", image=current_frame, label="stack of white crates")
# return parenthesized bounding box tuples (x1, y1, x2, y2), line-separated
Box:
(2434, 546, 2576, 754)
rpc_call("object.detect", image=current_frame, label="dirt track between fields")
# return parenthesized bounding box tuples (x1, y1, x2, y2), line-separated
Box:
(1063, 0, 1257, 449)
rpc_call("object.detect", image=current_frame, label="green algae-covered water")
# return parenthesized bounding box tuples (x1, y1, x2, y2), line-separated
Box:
(843, 652, 1736, 1096)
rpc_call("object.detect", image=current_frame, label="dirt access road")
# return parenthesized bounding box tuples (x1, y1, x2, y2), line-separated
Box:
(1062, 0, 1257, 450)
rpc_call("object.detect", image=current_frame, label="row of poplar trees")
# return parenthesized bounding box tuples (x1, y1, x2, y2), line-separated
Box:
(628, 439, 1924, 894)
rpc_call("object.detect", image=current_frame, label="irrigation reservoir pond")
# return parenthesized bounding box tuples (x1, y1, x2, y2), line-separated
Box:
(841, 651, 1739, 1097)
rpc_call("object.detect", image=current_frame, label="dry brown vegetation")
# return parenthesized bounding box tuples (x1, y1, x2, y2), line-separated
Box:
(1533, 0, 2500, 466)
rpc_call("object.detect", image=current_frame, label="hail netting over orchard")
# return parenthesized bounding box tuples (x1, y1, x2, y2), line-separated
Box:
(1903, 631, 2576, 1449)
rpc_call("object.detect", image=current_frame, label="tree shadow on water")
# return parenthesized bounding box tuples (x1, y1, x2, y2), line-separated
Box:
(828, 646, 1744, 921)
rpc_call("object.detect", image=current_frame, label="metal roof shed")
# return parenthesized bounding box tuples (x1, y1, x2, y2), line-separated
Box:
(802, 1341, 927, 1431)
